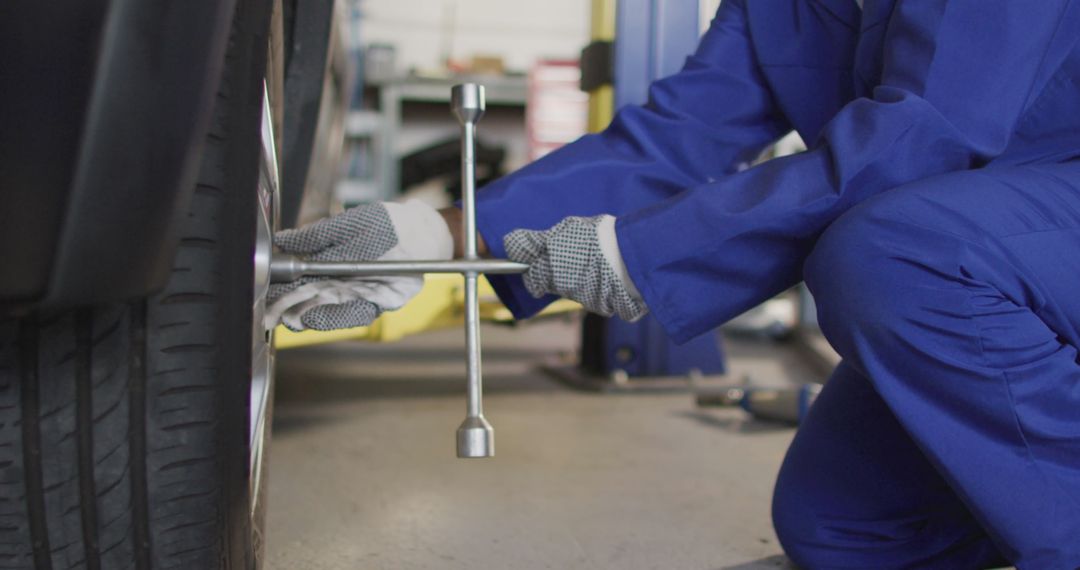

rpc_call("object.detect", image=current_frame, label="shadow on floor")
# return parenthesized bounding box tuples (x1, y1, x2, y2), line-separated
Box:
(274, 369, 575, 403)
(274, 335, 577, 399)
(674, 409, 794, 435)
(270, 410, 348, 436)
(279, 344, 569, 363)
(717, 554, 796, 569)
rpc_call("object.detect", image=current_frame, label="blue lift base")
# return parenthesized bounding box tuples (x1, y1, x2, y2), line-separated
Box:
(550, 314, 726, 393)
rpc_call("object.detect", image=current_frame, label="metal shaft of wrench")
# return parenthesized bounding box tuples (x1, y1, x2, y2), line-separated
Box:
(269, 257, 527, 282)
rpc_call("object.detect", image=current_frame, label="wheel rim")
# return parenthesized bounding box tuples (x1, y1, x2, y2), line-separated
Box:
(251, 81, 279, 517)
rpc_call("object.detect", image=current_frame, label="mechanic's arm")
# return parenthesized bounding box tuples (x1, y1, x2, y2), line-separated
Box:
(614, 0, 1080, 343)
(472, 0, 791, 317)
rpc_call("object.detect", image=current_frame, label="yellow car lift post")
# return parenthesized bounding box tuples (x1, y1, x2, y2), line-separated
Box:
(586, 0, 616, 134)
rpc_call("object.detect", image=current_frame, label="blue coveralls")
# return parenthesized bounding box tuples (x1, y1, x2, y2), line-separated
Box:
(474, 1, 1080, 567)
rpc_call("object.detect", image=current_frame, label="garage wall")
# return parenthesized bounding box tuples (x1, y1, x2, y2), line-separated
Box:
(358, 0, 591, 73)
(701, 0, 722, 32)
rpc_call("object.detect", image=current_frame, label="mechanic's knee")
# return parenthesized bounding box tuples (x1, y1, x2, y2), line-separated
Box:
(771, 461, 873, 570)
(804, 214, 888, 346)
(803, 200, 928, 355)
(773, 459, 922, 570)
(771, 467, 820, 569)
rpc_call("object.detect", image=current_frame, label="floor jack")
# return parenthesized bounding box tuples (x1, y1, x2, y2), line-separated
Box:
(270, 84, 521, 458)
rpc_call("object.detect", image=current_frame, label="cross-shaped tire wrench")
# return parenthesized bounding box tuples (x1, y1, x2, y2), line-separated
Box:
(270, 84, 524, 458)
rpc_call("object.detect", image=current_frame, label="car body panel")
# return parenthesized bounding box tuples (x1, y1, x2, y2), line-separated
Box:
(1, 0, 237, 309)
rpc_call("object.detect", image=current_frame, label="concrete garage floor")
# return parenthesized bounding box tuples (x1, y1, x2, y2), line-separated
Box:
(266, 317, 823, 570)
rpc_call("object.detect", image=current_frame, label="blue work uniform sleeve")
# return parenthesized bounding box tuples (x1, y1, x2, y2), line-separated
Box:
(617, 0, 1080, 343)
(475, 0, 791, 319)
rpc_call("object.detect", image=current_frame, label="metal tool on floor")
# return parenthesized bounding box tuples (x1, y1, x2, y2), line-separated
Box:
(693, 376, 823, 425)
(270, 84, 517, 458)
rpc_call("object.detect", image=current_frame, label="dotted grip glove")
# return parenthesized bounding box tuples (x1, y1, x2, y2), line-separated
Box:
(504, 215, 648, 322)
(266, 201, 452, 331)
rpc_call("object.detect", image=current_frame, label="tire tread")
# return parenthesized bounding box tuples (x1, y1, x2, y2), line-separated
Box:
(14, 321, 48, 570)
(74, 310, 101, 570)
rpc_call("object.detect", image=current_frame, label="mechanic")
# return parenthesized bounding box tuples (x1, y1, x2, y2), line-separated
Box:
(267, 1, 1080, 567)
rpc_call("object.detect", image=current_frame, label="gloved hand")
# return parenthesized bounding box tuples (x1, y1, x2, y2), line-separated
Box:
(267, 200, 452, 331)
(505, 215, 648, 322)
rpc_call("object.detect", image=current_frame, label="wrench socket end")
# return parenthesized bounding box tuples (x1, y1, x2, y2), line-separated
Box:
(451, 83, 486, 126)
(456, 415, 494, 458)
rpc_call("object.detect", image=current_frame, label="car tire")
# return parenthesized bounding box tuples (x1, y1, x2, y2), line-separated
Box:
(0, 0, 281, 567)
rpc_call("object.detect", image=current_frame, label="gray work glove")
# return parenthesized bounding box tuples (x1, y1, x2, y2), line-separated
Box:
(267, 200, 452, 331)
(505, 215, 648, 321)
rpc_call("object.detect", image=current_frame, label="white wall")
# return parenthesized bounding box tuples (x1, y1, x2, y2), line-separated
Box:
(358, 0, 591, 73)
(701, 0, 722, 32)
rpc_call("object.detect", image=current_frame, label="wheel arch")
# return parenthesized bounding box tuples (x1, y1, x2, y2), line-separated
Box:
(279, 0, 349, 229)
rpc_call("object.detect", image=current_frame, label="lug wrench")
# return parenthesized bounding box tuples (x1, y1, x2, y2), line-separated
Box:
(452, 83, 494, 458)
(269, 84, 513, 458)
